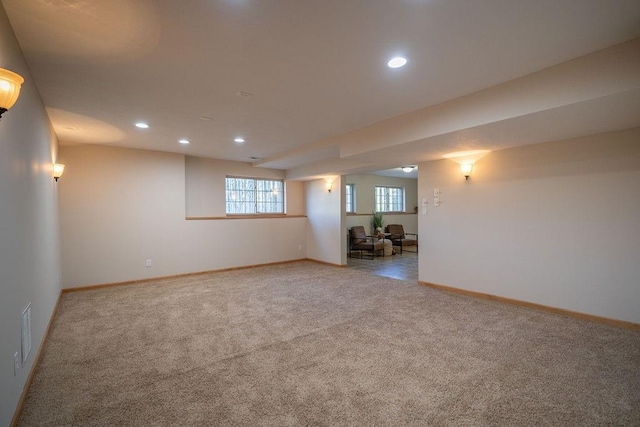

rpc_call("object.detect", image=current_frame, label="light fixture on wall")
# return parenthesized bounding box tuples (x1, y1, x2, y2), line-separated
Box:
(443, 150, 490, 181)
(0, 68, 25, 121)
(326, 180, 334, 193)
(401, 166, 415, 173)
(460, 163, 473, 180)
(53, 163, 65, 182)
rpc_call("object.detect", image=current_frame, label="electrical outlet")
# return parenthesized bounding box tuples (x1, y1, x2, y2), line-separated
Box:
(145, 259, 152, 267)
(13, 352, 20, 376)
(297, 245, 302, 251)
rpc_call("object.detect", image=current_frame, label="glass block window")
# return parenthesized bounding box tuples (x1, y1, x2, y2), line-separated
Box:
(225, 177, 284, 214)
(346, 184, 355, 213)
(374, 186, 404, 212)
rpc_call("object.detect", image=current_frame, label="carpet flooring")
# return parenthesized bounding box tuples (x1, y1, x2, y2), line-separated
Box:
(18, 261, 640, 426)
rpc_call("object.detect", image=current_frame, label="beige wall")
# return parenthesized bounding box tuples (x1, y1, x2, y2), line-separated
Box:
(0, 5, 61, 424)
(305, 177, 346, 266)
(59, 145, 307, 288)
(418, 128, 640, 323)
(345, 174, 418, 235)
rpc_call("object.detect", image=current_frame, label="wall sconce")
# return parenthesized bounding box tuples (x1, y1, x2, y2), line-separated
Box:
(460, 163, 473, 180)
(443, 150, 490, 181)
(0, 68, 25, 121)
(401, 166, 415, 173)
(53, 163, 65, 182)
(325, 180, 334, 193)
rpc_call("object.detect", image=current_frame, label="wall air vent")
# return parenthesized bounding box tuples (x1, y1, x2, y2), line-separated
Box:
(21, 303, 32, 365)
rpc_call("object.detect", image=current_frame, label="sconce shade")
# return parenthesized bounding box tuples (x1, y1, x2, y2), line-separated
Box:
(460, 163, 473, 180)
(444, 149, 490, 181)
(53, 163, 65, 181)
(0, 68, 24, 119)
(326, 181, 333, 192)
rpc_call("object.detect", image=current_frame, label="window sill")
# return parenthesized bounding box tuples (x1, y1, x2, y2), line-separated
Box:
(346, 212, 417, 216)
(186, 214, 306, 220)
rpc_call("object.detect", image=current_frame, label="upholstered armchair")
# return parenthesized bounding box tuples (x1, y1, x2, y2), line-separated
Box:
(348, 226, 384, 259)
(385, 224, 418, 254)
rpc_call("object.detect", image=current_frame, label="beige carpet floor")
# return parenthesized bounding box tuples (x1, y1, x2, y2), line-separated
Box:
(18, 261, 640, 426)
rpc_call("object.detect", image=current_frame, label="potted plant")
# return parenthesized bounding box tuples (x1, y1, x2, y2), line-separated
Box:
(372, 211, 384, 236)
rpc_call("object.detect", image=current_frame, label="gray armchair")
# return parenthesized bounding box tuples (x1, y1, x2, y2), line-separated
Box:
(348, 226, 384, 259)
(385, 224, 418, 254)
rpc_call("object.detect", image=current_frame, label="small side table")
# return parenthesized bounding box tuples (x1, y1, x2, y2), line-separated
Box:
(381, 238, 393, 256)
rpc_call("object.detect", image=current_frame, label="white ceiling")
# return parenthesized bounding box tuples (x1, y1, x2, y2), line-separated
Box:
(3, 0, 640, 178)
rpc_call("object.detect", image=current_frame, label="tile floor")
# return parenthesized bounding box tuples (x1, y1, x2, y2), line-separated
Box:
(347, 249, 418, 282)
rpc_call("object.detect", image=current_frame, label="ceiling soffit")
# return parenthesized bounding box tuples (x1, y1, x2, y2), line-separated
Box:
(269, 39, 640, 179)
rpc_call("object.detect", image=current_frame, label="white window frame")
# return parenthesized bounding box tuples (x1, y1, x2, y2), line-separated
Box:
(346, 183, 355, 213)
(374, 186, 404, 213)
(225, 176, 285, 215)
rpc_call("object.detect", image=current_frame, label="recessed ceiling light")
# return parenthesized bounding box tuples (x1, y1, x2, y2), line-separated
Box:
(387, 57, 407, 69)
(200, 116, 213, 121)
(178, 139, 190, 144)
(234, 137, 245, 143)
(135, 122, 149, 129)
(250, 156, 263, 161)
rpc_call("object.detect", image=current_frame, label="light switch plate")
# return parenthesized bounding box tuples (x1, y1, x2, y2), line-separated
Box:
(434, 197, 440, 206)
(434, 188, 440, 196)
(422, 198, 428, 206)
